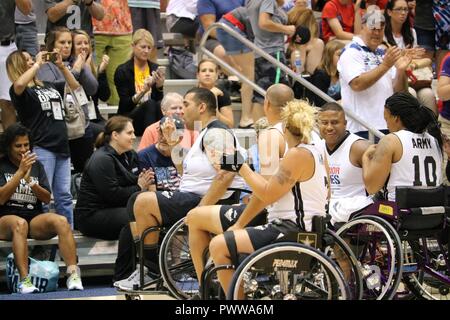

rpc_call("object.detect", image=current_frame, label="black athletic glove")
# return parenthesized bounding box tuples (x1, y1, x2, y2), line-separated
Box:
(220, 150, 246, 172)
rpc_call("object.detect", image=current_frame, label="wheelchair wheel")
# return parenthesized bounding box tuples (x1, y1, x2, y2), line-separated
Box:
(159, 218, 198, 299)
(402, 238, 450, 300)
(226, 242, 350, 300)
(323, 230, 364, 300)
(336, 215, 403, 300)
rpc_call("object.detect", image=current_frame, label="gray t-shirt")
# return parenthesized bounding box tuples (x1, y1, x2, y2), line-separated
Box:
(15, 6, 36, 24)
(246, 0, 287, 56)
(0, 0, 16, 40)
(45, 0, 96, 35)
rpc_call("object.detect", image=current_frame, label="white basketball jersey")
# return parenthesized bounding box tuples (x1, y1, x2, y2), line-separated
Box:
(327, 133, 366, 199)
(179, 123, 245, 197)
(386, 130, 442, 201)
(267, 143, 328, 232)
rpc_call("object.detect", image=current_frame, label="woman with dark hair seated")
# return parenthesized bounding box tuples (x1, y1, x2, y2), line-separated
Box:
(0, 124, 83, 294)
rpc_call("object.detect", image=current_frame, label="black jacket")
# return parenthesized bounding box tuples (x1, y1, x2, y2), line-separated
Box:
(74, 145, 141, 217)
(114, 59, 164, 115)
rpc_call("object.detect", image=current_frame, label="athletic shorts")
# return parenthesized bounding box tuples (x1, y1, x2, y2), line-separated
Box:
(253, 52, 289, 104)
(155, 191, 202, 227)
(216, 19, 251, 55)
(219, 203, 267, 231)
(246, 219, 299, 251)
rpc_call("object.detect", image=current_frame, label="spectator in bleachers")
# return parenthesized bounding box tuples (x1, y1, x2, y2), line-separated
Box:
(197, 0, 244, 74)
(138, 116, 183, 191)
(246, 0, 296, 122)
(38, 27, 99, 174)
(74, 116, 154, 240)
(114, 29, 165, 136)
(337, 7, 411, 138)
(0, 0, 32, 131)
(433, 0, 450, 69)
(128, 0, 164, 63)
(318, 102, 371, 225)
(197, 59, 234, 128)
(438, 52, 450, 185)
(15, 2, 39, 57)
(383, 0, 436, 114)
(92, 0, 133, 107)
(71, 29, 110, 141)
(216, 6, 255, 129)
(300, 40, 345, 106)
(45, 0, 104, 35)
(0, 124, 83, 293)
(6, 49, 80, 228)
(413, 0, 434, 60)
(166, 0, 199, 45)
(287, 6, 324, 75)
(282, 0, 312, 12)
(321, 0, 362, 43)
(138, 92, 194, 151)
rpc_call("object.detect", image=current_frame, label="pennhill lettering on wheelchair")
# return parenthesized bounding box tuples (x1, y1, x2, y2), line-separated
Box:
(174, 304, 274, 317)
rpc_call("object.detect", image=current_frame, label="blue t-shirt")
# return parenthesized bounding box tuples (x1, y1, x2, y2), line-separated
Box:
(440, 55, 450, 120)
(137, 145, 181, 191)
(197, 0, 245, 33)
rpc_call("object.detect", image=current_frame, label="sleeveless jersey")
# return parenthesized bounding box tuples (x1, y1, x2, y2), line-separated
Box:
(327, 132, 366, 198)
(179, 121, 245, 197)
(267, 143, 328, 232)
(386, 130, 442, 201)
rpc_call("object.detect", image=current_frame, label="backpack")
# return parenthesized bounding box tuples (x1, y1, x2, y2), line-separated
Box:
(168, 47, 197, 79)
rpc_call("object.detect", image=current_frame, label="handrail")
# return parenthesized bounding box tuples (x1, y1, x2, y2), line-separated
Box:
(199, 22, 384, 142)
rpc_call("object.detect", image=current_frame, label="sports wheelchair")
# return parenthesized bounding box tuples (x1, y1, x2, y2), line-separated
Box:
(336, 185, 450, 300)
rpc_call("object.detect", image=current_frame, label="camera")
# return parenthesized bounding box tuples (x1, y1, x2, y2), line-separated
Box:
(44, 52, 58, 63)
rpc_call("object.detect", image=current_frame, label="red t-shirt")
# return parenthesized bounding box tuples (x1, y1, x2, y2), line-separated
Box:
(321, 0, 355, 43)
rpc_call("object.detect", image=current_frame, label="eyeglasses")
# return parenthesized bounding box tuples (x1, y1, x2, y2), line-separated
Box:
(392, 7, 409, 13)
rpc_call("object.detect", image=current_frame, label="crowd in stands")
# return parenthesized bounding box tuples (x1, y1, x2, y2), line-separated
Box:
(0, 0, 449, 295)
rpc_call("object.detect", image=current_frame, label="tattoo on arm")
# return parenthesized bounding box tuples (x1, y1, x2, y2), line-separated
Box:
(275, 167, 296, 186)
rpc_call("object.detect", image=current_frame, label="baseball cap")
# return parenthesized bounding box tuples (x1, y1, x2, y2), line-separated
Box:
(293, 25, 311, 45)
(362, 6, 385, 29)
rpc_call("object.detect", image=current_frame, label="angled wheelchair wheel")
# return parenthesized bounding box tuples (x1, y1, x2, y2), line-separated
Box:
(402, 238, 450, 300)
(226, 242, 350, 300)
(336, 215, 403, 300)
(159, 218, 198, 299)
(323, 230, 364, 300)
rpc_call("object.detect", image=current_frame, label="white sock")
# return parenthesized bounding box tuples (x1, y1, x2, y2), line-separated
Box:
(66, 265, 78, 275)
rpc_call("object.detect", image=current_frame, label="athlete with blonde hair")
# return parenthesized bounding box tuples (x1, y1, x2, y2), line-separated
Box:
(209, 99, 330, 294)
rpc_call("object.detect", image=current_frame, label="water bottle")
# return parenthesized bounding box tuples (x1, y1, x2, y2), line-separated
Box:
(293, 50, 302, 75)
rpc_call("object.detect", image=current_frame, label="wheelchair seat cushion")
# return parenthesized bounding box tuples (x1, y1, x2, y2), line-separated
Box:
(396, 185, 448, 209)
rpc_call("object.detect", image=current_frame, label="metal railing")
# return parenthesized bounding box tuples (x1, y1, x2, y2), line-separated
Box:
(199, 22, 384, 142)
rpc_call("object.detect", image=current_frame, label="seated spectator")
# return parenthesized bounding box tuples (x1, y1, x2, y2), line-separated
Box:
(38, 27, 99, 173)
(362, 92, 443, 200)
(437, 52, 450, 184)
(7, 49, 79, 227)
(45, 0, 104, 35)
(216, 6, 255, 129)
(318, 102, 372, 225)
(138, 92, 194, 151)
(114, 29, 165, 136)
(298, 40, 345, 106)
(0, 124, 84, 293)
(321, 0, 362, 43)
(166, 0, 199, 46)
(337, 7, 411, 138)
(282, 0, 312, 12)
(92, 0, 133, 106)
(138, 116, 184, 191)
(74, 116, 154, 240)
(72, 29, 111, 139)
(383, 0, 436, 114)
(197, 59, 234, 128)
(287, 6, 324, 75)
